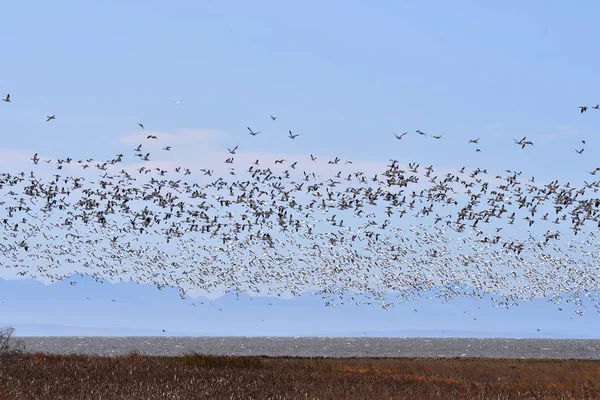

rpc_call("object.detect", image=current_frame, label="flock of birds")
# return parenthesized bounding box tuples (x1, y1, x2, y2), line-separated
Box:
(1, 93, 600, 316)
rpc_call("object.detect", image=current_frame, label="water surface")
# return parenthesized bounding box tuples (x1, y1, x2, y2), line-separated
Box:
(19, 337, 600, 359)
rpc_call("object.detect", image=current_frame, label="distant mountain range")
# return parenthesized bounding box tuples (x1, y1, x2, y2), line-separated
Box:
(1, 275, 598, 338)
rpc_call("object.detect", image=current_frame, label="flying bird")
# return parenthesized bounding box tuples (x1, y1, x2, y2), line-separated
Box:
(247, 127, 260, 136)
(46, 115, 55, 122)
(579, 106, 588, 113)
(520, 141, 533, 149)
(416, 130, 427, 137)
(138, 123, 145, 129)
(2, 94, 10, 103)
(394, 132, 408, 140)
(147, 135, 158, 139)
(288, 130, 300, 139)
(469, 138, 480, 144)
(270, 115, 277, 120)
(514, 137, 533, 149)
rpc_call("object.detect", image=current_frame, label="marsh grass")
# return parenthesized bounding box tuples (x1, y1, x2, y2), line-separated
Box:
(0, 353, 599, 399)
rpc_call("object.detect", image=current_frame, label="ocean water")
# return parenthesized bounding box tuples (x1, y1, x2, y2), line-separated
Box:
(17, 337, 600, 359)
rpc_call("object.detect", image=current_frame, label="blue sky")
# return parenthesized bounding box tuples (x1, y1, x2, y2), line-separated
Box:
(2, 276, 598, 338)
(1, 1, 600, 337)
(3, 0, 600, 173)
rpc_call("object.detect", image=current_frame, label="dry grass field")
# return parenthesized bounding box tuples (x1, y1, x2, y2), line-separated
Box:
(0, 353, 599, 399)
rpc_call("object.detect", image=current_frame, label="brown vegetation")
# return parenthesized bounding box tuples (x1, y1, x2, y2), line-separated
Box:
(0, 353, 599, 399)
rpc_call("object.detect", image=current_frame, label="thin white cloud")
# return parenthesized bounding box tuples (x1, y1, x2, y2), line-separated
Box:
(0, 149, 35, 164)
(119, 128, 229, 148)
(116, 128, 391, 177)
(539, 124, 579, 139)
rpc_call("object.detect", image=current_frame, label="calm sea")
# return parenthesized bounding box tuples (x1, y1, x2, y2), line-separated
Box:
(17, 337, 600, 359)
